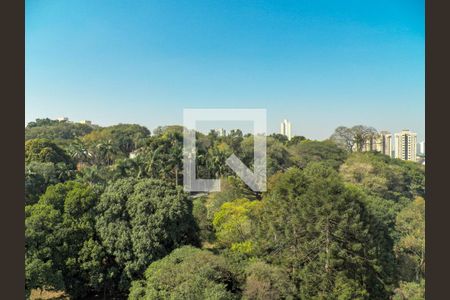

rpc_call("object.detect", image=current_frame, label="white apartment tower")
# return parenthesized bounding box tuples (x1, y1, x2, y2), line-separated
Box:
(280, 119, 292, 140)
(394, 130, 417, 161)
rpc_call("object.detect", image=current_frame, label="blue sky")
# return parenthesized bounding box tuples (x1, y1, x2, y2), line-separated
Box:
(26, 0, 424, 140)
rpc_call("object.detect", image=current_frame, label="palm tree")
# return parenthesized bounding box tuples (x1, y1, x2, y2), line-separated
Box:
(67, 139, 89, 169)
(95, 140, 119, 165)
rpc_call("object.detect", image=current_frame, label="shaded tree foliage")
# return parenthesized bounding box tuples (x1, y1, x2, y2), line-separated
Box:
(330, 125, 378, 152)
(129, 246, 241, 300)
(243, 261, 297, 300)
(25, 181, 102, 299)
(25, 161, 75, 205)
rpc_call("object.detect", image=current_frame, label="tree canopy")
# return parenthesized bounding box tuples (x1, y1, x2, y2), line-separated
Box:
(24, 121, 425, 299)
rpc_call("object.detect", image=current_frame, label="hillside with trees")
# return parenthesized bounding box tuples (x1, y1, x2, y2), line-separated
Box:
(25, 119, 425, 299)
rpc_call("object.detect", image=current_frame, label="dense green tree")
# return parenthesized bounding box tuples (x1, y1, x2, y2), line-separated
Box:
(129, 246, 241, 300)
(395, 197, 425, 282)
(25, 139, 73, 166)
(66, 138, 89, 165)
(393, 280, 425, 300)
(268, 133, 289, 144)
(135, 130, 184, 184)
(226, 129, 244, 155)
(152, 124, 184, 136)
(82, 124, 150, 155)
(266, 137, 292, 176)
(25, 161, 75, 205)
(193, 195, 215, 243)
(287, 135, 306, 146)
(206, 176, 257, 222)
(26, 118, 60, 128)
(95, 178, 199, 294)
(243, 261, 297, 300)
(25, 140, 76, 204)
(24, 119, 426, 298)
(256, 163, 396, 299)
(289, 140, 348, 170)
(25, 120, 95, 141)
(340, 152, 425, 201)
(75, 165, 115, 187)
(26, 181, 103, 299)
(213, 198, 263, 254)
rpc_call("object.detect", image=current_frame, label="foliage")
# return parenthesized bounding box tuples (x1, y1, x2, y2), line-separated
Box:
(289, 140, 348, 170)
(392, 280, 425, 300)
(25, 119, 95, 141)
(24, 120, 426, 299)
(25, 161, 75, 205)
(193, 196, 215, 243)
(340, 152, 425, 201)
(95, 178, 200, 294)
(129, 246, 241, 300)
(26, 118, 61, 128)
(25, 139, 73, 166)
(256, 163, 396, 299)
(82, 124, 150, 156)
(213, 198, 263, 254)
(330, 125, 378, 152)
(206, 176, 257, 222)
(266, 137, 292, 176)
(25, 181, 102, 299)
(395, 197, 425, 282)
(243, 261, 297, 300)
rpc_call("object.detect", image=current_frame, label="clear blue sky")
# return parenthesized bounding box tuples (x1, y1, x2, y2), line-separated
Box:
(26, 0, 424, 141)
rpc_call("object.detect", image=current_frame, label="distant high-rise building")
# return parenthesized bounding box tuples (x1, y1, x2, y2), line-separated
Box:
(418, 141, 425, 155)
(57, 117, 69, 122)
(394, 130, 417, 161)
(280, 119, 292, 140)
(78, 120, 92, 125)
(360, 131, 392, 157)
(375, 131, 392, 156)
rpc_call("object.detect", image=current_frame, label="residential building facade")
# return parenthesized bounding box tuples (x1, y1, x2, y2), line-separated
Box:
(360, 131, 392, 157)
(394, 130, 417, 161)
(374, 131, 392, 156)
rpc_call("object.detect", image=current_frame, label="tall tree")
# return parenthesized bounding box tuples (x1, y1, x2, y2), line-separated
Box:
(395, 197, 425, 282)
(95, 178, 199, 294)
(256, 163, 396, 299)
(330, 125, 378, 152)
(25, 139, 73, 166)
(213, 198, 263, 254)
(129, 246, 241, 300)
(26, 181, 103, 299)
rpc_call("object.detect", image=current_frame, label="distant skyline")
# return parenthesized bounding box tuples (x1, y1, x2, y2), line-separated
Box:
(26, 0, 424, 141)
